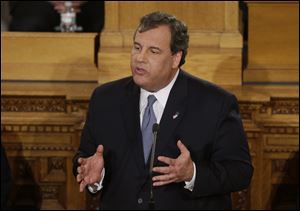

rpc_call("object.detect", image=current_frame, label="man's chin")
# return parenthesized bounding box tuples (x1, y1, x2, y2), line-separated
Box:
(132, 76, 151, 90)
(133, 75, 144, 86)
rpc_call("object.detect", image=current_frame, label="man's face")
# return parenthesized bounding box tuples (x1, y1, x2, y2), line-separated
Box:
(131, 25, 182, 92)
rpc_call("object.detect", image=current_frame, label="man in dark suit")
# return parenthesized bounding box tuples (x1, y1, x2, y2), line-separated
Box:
(73, 11, 253, 210)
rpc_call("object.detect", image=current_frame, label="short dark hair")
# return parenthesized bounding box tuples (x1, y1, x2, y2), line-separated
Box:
(134, 11, 189, 67)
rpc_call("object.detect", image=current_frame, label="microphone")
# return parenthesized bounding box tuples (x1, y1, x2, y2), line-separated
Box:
(149, 123, 159, 209)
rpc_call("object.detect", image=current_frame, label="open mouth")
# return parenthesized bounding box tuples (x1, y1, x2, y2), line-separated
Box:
(134, 67, 147, 75)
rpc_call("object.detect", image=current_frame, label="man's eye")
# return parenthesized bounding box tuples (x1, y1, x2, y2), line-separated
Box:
(134, 46, 141, 50)
(151, 50, 159, 54)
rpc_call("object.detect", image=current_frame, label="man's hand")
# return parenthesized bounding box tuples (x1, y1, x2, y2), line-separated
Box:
(152, 140, 194, 186)
(76, 145, 104, 192)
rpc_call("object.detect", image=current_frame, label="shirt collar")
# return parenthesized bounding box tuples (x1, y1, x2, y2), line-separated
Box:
(140, 69, 179, 109)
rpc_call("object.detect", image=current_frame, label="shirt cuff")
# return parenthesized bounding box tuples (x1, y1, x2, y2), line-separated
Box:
(88, 168, 105, 193)
(184, 162, 196, 192)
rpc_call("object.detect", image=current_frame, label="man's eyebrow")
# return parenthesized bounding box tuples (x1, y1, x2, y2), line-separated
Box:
(133, 42, 162, 51)
(133, 42, 142, 46)
(149, 46, 162, 51)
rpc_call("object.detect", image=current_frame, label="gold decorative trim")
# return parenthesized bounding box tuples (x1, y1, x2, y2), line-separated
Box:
(1, 96, 66, 112)
(246, 132, 261, 138)
(271, 98, 299, 114)
(1, 125, 75, 133)
(67, 100, 89, 113)
(41, 185, 60, 199)
(264, 147, 298, 153)
(272, 159, 287, 173)
(4, 145, 75, 151)
(49, 157, 66, 171)
(239, 102, 268, 120)
(264, 126, 299, 134)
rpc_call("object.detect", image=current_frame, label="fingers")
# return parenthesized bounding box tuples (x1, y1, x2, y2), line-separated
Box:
(152, 166, 171, 174)
(157, 156, 175, 165)
(152, 141, 191, 187)
(153, 174, 176, 186)
(177, 140, 188, 155)
(153, 173, 174, 182)
(78, 157, 86, 165)
(76, 173, 82, 182)
(152, 163, 177, 186)
(96, 145, 104, 155)
(79, 176, 94, 192)
(79, 179, 87, 192)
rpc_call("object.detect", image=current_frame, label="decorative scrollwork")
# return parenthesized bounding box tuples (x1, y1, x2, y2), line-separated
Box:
(271, 98, 299, 114)
(41, 185, 59, 199)
(1, 125, 75, 133)
(264, 126, 299, 134)
(4, 145, 76, 151)
(49, 157, 65, 171)
(239, 102, 268, 120)
(1, 96, 66, 112)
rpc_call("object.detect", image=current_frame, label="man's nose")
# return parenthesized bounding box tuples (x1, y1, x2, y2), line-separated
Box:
(136, 51, 147, 62)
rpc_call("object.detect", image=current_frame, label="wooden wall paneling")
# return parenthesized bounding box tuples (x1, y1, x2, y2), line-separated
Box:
(1, 32, 99, 82)
(1, 89, 92, 210)
(244, 1, 299, 83)
(251, 101, 299, 209)
(1, 112, 87, 209)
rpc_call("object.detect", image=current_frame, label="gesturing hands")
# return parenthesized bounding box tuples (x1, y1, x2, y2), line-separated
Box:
(152, 140, 194, 186)
(76, 145, 104, 192)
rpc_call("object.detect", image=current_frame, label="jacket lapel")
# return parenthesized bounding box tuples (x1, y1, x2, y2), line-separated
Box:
(120, 79, 146, 175)
(154, 71, 188, 165)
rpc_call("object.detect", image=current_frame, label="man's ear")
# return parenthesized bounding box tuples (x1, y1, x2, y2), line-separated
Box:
(172, 51, 183, 69)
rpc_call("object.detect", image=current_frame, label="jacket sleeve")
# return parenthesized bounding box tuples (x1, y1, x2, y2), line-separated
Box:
(72, 89, 99, 177)
(192, 94, 253, 197)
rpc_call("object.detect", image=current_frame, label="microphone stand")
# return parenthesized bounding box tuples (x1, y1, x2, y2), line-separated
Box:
(149, 123, 159, 210)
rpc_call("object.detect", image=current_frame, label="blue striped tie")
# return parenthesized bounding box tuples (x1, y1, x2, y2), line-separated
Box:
(142, 95, 157, 163)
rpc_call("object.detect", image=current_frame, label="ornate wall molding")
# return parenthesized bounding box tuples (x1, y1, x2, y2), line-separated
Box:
(1, 96, 90, 115)
(239, 102, 268, 120)
(271, 98, 299, 114)
(245, 131, 261, 139)
(14, 158, 37, 181)
(67, 100, 89, 113)
(41, 185, 60, 200)
(264, 126, 299, 135)
(49, 157, 65, 172)
(239, 98, 298, 121)
(1, 124, 76, 133)
(1, 96, 66, 112)
(273, 159, 289, 173)
(4, 145, 76, 151)
(264, 147, 298, 153)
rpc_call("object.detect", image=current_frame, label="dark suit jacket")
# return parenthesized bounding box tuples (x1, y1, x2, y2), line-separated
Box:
(73, 70, 253, 210)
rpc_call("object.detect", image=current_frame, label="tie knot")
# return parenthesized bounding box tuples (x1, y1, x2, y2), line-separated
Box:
(147, 95, 157, 107)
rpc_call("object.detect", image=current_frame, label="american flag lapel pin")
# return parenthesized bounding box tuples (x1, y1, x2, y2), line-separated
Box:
(173, 112, 179, 119)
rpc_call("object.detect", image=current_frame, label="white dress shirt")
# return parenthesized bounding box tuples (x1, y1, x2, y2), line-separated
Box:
(139, 70, 179, 126)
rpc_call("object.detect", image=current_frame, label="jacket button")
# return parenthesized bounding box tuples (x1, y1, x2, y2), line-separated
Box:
(137, 198, 143, 204)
